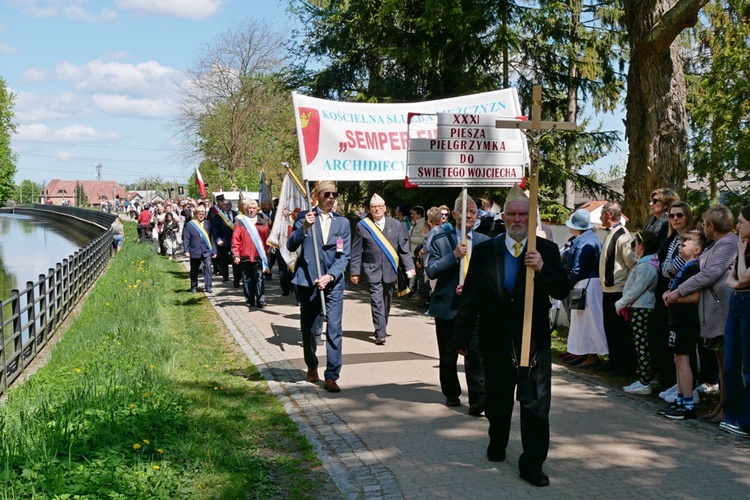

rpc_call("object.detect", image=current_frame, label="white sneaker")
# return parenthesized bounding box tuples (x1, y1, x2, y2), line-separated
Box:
(659, 384, 678, 400)
(624, 381, 652, 395)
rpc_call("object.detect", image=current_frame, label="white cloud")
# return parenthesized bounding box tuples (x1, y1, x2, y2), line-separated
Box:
(55, 151, 76, 161)
(16, 123, 122, 142)
(21, 68, 49, 83)
(100, 50, 131, 62)
(0, 44, 17, 56)
(8, 0, 118, 21)
(15, 91, 92, 122)
(55, 60, 184, 98)
(114, 0, 222, 20)
(91, 94, 176, 118)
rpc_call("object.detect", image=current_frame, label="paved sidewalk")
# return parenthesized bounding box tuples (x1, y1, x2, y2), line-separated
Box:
(201, 273, 750, 498)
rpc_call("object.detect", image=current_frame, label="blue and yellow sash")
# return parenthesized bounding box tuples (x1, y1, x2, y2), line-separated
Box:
(359, 217, 399, 274)
(237, 216, 269, 271)
(189, 220, 213, 252)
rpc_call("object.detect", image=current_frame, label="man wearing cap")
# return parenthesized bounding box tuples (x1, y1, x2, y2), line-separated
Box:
(427, 195, 487, 415)
(350, 193, 415, 345)
(212, 199, 240, 287)
(454, 185, 569, 487)
(287, 181, 351, 393)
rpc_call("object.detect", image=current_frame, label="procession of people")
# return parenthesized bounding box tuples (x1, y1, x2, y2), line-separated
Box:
(127, 180, 749, 488)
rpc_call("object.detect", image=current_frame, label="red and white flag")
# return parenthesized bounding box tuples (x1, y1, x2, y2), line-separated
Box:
(267, 173, 308, 271)
(195, 167, 207, 198)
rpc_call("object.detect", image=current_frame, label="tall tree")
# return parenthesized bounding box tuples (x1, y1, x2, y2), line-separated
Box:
(175, 19, 294, 194)
(621, 0, 709, 226)
(0, 77, 17, 206)
(684, 0, 750, 208)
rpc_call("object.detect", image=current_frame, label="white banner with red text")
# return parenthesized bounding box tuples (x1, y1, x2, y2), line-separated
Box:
(292, 89, 524, 181)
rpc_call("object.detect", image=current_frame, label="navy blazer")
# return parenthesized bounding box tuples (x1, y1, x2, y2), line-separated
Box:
(350, 215, 414, 284)
(287, 208, 351, 288)
(183, 219, 217, 259)
(427, 229, 489, 320)
(210, 209, 238, 248)
(454, 234, 570, 356)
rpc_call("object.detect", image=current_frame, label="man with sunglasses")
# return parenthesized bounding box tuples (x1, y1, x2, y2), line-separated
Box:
(350, 193, 415, 345)
(288, 181, 351, 393)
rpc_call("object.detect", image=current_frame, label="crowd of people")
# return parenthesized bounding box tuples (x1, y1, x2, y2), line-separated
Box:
(560, 189, 750, 441)
(115, 185, 750, 487)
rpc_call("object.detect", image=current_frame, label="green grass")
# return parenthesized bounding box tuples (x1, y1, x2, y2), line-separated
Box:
(0, 223, 330, 498)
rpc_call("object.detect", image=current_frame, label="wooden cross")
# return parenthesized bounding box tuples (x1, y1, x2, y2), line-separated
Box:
(496, 86, 577, 367)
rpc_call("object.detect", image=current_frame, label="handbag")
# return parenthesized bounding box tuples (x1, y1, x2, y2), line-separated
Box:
(568, 279, 590, 310)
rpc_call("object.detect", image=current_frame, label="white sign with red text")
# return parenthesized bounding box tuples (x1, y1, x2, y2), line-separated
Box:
(292, 89, 523, 181)
(406, 112, 529, 187)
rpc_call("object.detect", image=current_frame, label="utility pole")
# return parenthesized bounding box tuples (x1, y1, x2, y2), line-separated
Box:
(95, 162, 102, 181)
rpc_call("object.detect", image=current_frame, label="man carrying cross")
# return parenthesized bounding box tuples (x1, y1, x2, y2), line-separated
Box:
(454, 185, 569, 487)
(350, 193, 415, 345)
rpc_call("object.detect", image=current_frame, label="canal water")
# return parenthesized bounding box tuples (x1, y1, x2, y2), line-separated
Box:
(0, 212, 94, 300)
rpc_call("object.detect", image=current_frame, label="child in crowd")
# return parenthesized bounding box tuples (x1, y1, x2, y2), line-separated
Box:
(616, 231, 660, 395)
(660, 231, 707, 419)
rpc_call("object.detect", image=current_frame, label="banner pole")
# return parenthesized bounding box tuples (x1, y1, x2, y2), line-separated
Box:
(302, 179, 328, 321)
(458, 186, 468, 287)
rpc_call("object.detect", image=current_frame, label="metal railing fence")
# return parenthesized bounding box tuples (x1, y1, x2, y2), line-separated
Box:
(0, 206, 116, 396)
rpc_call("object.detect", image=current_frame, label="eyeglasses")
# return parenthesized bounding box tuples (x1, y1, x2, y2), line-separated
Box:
(650, 198, 660, 205)
(320, 191, 339, 199)
(669, 212, 685, 219)
(440, 212, 449, 216)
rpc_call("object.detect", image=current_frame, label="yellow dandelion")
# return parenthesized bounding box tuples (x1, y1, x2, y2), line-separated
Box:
(129, 404, 136, 408)
(74, 368, 82, 373)
(150, 364, 156, 369)
(140, 260, 145, 264)
(153, 465, 160, 470)
(214, 386, 218, 390)
(157, 449, 164, 454)
(133, 443, 141, 450)
(133, 284, 138, 288)
(143, 393, 150, 398)
(203, 364, 209, 368)
(105, 303, 110, 307)
(136, 279, 141, 283)
(124, 279, 128, 282)
(143, 439, 150, 445)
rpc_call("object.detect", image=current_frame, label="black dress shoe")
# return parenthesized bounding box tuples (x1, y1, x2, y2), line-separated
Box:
(486, 445, 506, 462)
(190, 287, 197, 293)
(520, 469, 550, 487)
(444, 397, 460, 407)
(257, 301, 267, 308)
(205, 288, 213, 293)
(375, 337, 386, 345)
(468, 402, 485, 416)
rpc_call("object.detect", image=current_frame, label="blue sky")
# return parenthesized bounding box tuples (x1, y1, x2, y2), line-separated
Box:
(1, 0, 626, 190)
(1, 0, 294, 188)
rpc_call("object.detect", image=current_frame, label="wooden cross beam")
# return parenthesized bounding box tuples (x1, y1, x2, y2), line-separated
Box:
(496, 86, 576, 368)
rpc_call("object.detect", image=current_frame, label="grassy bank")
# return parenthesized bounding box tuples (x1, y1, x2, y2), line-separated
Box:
(0, 223, 331, 498)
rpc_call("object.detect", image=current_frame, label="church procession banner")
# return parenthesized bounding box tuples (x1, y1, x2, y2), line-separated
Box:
(292, 89, 527, 182)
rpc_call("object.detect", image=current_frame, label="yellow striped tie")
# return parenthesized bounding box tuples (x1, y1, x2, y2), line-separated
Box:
(513, 241, 523, 258)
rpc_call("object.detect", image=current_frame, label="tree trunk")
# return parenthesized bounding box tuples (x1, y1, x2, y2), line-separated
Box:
(622, 0, 707, 227)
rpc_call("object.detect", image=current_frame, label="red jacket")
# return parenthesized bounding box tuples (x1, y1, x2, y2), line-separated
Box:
(232, 217, 269, 261)
(137, 210, 152, 225)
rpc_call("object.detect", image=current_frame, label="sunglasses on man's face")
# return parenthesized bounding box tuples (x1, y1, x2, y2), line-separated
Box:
(441, 212, 449, 217)
(320, 191, 339, 199)
(669, 212, 685, 219)
(650, 198, 660, 205)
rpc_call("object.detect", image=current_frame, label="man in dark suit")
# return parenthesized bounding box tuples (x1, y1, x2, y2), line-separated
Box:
(211, 199, 240, 286)
(454, 185, 569, 488)
(350, 193, 415, 345)
(426, 195, 487, 415)
(183, 205, 217, 293)
(287, 181, 351, 393)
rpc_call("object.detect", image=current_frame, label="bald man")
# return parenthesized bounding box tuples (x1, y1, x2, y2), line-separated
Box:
(350, 193, 415, 345)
